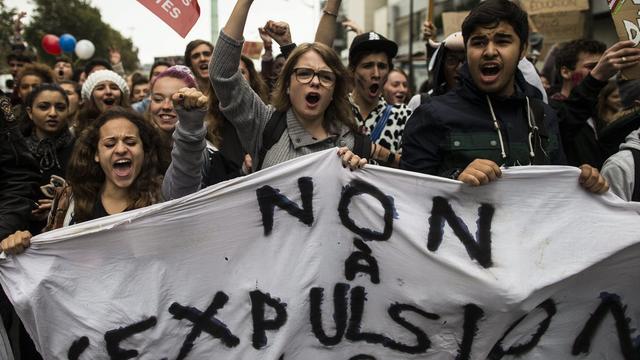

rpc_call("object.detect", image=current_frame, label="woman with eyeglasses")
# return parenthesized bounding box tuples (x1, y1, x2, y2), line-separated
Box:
(163, 0, 373, 200)
(211, 0, 369, 169)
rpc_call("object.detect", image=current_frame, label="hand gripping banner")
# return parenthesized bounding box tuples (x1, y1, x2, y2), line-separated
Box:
(1, 149, 640, 359)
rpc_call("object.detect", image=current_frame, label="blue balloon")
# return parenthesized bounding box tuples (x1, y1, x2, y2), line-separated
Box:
(59, 34, 77, 53)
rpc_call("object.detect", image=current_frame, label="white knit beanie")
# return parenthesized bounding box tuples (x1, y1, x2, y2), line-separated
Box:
(81, 69, 130, 101)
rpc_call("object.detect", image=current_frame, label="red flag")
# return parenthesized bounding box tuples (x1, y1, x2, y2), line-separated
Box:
(137, 0, 201, 38)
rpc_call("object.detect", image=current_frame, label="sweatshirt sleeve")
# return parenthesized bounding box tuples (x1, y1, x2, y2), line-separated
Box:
(162, 108, 208, 200)
(209, 30, 275, 161)
(601, 151, 634, 201)
(0, 126, 39, 239)
(399, 102, 446, 175)
(557, 73, 608, 137)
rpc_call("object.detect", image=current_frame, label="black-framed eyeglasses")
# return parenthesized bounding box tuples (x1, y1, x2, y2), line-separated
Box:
(293, 67, 336, 87)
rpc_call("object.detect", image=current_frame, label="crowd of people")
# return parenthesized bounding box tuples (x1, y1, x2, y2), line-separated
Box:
(0, 0, 639, 356)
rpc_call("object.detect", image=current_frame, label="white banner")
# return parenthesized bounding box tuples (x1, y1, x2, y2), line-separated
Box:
(1, 149, 640, 359)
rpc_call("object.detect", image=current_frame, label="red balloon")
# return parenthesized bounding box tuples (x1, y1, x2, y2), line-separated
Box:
(41, 34, 61, 55)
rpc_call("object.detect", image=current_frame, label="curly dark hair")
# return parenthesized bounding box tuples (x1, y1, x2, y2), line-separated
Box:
(462, 0, 529, 53)
(16, 63, 54, 86)
(555, 39, 606, 78)
(68, 107, 162, 223)
(24, 83, 69, 108)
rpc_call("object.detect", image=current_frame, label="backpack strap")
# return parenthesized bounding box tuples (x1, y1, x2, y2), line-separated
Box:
(219, 118, 246, 168)
(370, 104, 393, 142)
(44, 185, 73, 231)
(257, 110, 373, 169)
(528, 98, 551, 164)
(256, 110, 288, 171)
(353, 133, 372, 159)
(631, 148, 640, 202)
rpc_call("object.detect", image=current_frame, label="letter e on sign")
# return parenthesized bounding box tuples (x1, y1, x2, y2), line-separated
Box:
(137, 0, 201, 37)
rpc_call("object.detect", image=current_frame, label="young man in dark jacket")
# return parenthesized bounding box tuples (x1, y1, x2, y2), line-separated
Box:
(549, 39, 640, 168)
(400, 0, 608, 193)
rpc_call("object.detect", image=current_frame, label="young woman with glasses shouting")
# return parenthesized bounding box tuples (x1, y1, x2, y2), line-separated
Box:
(210, 0, 368, 170)
(162, 0, 374, 200)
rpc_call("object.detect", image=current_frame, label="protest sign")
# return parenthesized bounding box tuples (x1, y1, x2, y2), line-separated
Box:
(521, 0, 589, 15)
(521, 0, 589, 60)
(1, 149, 640, 359)
(609, 0, 640, 79)
(137, 0, 200, 38)
(530, 11, 586, 45)
(441, 11, 469, 37)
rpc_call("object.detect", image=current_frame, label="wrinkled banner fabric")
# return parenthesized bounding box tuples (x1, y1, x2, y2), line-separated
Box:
(1, 149, 639, 359)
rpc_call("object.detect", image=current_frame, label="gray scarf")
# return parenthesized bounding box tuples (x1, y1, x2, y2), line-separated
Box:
(25, 128, 74, 171)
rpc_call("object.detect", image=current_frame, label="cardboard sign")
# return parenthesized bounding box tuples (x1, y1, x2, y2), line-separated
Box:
(530, 11, 586, 44)
(609, 0, 640, 79)
(137, 0, 200, 38)
(1, 150, 640, 359)
(521, 0, 589, 15)
(441, 11, 469, 37)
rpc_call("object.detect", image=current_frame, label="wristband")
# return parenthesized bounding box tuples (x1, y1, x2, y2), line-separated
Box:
(279, 43, 297, 59)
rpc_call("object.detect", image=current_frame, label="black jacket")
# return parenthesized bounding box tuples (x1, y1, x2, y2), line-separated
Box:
(401, 64, 565, 176)
(551, 74, 609, 168)
(599, 107, 640, 158)
(0, 93, 39, 240)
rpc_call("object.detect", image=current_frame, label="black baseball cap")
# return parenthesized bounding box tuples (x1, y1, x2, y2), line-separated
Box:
(348, 32, 398, 67)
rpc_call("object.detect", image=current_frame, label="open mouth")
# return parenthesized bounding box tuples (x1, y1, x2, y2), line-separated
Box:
(157, 112, 177, 124)
(393, 93, 405, 103)
(199, 63, 208, 71)
(103, 98, 116, 106)
(369, 84, 380, 97)
(480, 63, 501, 83)
(305, 92, 320, 106)
(113, 159, 133, 177)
